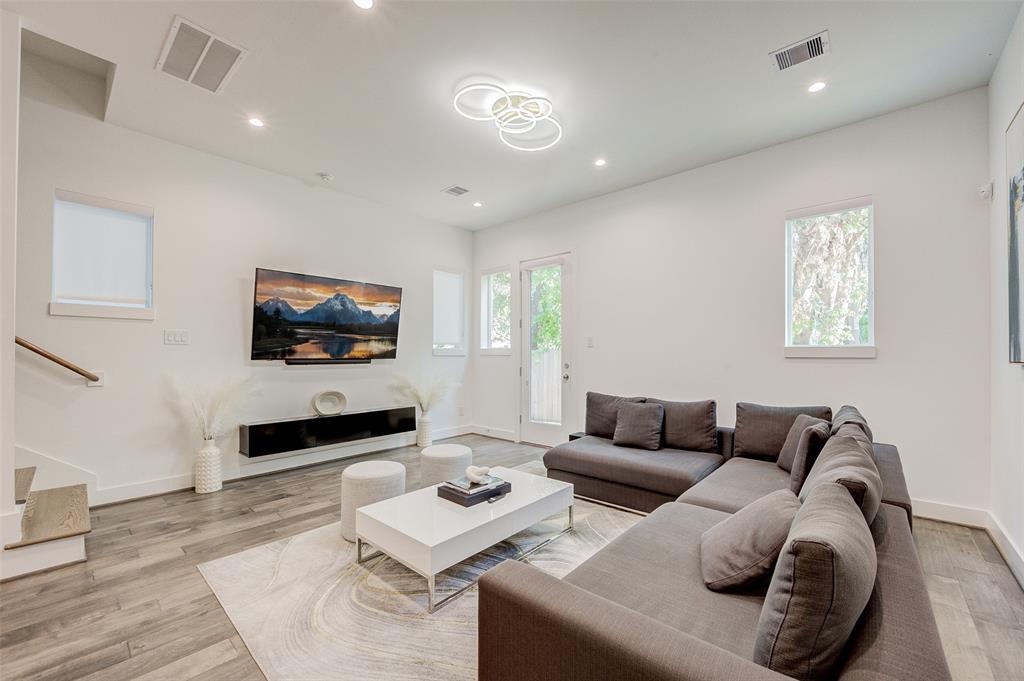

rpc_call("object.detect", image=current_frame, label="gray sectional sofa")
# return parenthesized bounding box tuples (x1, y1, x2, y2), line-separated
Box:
(478, 395, 950, 681)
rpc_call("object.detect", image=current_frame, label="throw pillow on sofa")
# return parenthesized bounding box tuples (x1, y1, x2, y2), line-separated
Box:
(585, 392, 645, 439)
(612, 401, 665, 450)
(647, 398, 717, 451)
(788, 422, 831, 494)
(830, 404, 873, 441)
(800, 435, 883, 523)
(700, 489, 801, 592)
(734, 403, 833, 460)
(777, 414, 830, 472)
(753, 482, 877, 681)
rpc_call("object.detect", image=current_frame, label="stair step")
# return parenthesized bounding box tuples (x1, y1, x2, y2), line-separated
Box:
(4, 484, 91, 549)
(14, 466, 36, 504)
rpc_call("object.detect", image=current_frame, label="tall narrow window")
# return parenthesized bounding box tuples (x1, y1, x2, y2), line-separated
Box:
(786, 197, 875, 357)
(433, 269, 465, 355)
(50, 189, 154, 320)
(480, 269, 512, 354)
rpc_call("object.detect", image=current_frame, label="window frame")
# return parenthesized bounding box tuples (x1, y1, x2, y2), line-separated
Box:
(49, 189, 155, 321)
(432, 267, 467, 357)
(784, 195, 876, 359)
(479, 266, 513, 356)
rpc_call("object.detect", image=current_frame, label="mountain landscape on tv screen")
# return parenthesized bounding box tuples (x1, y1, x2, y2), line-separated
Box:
(251, 269, 402, 361)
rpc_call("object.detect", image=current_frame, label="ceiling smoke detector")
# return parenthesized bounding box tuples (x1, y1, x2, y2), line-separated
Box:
(770, 31, 830, 71)
(156, 16, 247, 93)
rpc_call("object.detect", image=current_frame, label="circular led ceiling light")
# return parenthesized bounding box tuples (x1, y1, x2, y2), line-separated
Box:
(453, 83, 562, 152)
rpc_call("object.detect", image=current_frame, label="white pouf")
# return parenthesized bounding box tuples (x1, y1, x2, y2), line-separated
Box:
(340, 460, 406, 542)
(420, 444, 473, 486)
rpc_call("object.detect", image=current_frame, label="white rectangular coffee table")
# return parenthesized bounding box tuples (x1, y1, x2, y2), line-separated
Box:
(355, 466, 573, 612)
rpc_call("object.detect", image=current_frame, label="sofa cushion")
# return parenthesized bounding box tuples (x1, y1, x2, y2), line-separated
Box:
(565, 502, 765, 659)
(838, 505, 952, 681)
(734, 403, 833, 460)
(788, 422, 831, 494)
(777, 414, 829, 473)
(647, 398, 717, 452)
(700, 489, 801, 592)
(800, 435, 883, 523)
(613, 401, 664, 450)
(585, 392, 646, 438)
(830, 404, 873, 441)
(677, 458, 791, 514)
(543, 436, 722, 497)
(754, 482, 876, 681)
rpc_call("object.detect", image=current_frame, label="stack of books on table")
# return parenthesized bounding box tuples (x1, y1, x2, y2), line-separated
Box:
(437, 474, 512, 507)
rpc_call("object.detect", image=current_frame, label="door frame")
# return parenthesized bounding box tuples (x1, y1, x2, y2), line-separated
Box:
(517, 252, 575, 446)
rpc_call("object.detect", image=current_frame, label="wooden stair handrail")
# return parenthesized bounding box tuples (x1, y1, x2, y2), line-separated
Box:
(15, 336, 99, 383)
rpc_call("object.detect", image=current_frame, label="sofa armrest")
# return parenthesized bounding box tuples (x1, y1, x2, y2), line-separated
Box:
(716, 426, 735, 459)
(479, 560, 789, 681)
(873, 442, 913, 527)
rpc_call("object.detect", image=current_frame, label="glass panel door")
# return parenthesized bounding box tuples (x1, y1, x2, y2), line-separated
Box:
(520, 255, 572, 446)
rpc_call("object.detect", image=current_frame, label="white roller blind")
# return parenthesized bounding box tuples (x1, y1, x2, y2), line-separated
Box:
(52, 193, 153, 308)
(433, 270, 464, 351)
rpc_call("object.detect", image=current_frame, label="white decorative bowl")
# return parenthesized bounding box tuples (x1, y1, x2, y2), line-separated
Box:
(312, 390, 347, 416)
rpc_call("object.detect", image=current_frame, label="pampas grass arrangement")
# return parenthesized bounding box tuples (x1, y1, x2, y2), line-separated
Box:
(389, 371, 454, 415)
(390, 372, 455, 447)
(169, 375, 258, 443)
(169, 375, 258, 494)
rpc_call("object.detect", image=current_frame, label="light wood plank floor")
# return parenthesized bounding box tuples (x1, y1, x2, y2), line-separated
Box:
(0, 435, 1020, 680)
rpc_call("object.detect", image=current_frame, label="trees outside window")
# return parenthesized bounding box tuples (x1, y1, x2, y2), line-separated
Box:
(786, 199, 874, 347)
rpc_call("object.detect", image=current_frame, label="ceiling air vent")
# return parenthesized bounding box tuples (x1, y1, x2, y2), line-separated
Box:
(156, 16, 247, 93)
(442, 185, 470, 196)
(770, 31, 830, 71)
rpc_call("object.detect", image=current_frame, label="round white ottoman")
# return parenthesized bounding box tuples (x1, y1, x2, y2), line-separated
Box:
(340, 460, 406, 542)
(420, 444, 473, 486)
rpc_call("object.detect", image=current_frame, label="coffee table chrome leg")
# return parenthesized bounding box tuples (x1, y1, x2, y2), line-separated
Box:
(356, 538, 382, 564)
(427, 574, 436, 613)
(568, 504, 574, 530)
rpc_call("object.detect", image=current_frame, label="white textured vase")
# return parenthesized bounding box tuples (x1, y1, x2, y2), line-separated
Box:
(194, 439, 223, 494)
(417, 413, 433, 448)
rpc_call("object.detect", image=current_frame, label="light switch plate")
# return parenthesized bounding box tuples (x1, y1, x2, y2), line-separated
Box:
(164, 329, 190, 345)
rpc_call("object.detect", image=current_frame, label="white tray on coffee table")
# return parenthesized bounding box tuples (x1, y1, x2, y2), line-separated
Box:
(355, 465, 574, 612)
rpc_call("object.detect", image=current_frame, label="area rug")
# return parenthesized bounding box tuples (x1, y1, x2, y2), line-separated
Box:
(198, 464, 642, 681)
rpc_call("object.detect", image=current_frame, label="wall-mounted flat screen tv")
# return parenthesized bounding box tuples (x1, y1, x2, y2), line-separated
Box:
(251, 268, 402, 362)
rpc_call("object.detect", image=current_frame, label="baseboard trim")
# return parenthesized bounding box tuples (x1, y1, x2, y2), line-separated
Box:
(986, 512, 1024, 589)
(913, 497, 1024, 588)
(89, 424, 479, 507)
(912, 498, 991, 527)
(468, 425, 517, 442)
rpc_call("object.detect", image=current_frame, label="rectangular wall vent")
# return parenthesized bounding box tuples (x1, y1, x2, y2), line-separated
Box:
(156, 16, 246, 94)
(442, 185, 470, 196)
(770, 31, 830, 71)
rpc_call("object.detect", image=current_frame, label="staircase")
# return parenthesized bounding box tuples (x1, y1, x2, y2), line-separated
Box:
(2, 466, 91, 578)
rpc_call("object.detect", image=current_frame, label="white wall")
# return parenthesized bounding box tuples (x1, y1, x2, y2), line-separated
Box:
(988, 5, 1024, 579)
(474, 88, 992, 516)
(1, 10, 22, 528)
(15, 94, 474, 504)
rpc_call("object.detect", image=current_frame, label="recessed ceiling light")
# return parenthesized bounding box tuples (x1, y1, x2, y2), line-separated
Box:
(808, 81, 827, 93)
(353, 0, 374, 9)
(248, 117, 265, 127)
(594, 159, 607, 167)
(473, 202, 483, 208)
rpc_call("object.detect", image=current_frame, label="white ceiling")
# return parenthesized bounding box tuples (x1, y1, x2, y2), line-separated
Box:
(9, 1, 1021, 230)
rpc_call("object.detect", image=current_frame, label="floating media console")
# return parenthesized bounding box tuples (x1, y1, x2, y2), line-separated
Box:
(239, 406, 416, 458)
